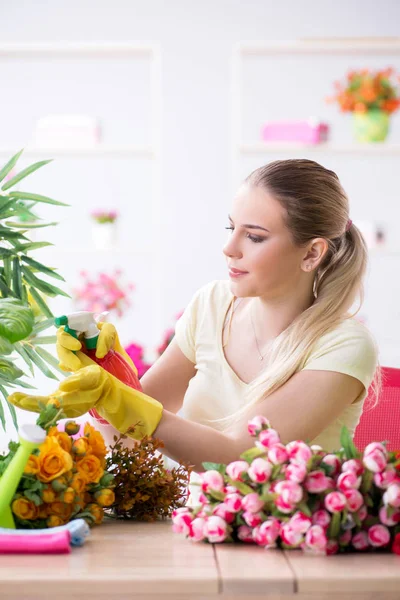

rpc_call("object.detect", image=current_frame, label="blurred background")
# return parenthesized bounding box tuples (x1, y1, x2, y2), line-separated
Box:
(1, 0, 400, 445)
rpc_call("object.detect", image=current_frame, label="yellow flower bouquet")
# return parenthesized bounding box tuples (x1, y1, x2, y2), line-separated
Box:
(1, 402, 115, 529)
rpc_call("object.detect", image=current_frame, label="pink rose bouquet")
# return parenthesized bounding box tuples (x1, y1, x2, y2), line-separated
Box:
(172, 417, 400, 555)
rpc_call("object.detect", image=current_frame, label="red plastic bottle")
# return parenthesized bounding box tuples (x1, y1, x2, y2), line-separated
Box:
(84, 348, 143, 425)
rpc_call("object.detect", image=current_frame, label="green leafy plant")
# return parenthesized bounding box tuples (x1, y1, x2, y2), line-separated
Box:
(0, 149, 69, 432)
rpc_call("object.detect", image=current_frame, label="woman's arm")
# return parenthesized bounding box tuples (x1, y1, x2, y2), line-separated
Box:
(140, 338, 196, 414)
(154, 369, 364, 472)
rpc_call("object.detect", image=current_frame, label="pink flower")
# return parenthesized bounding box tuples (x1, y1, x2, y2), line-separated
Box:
(374, 465, 397, 489)
(247, 415, 270, 437)
(285, 462, 307, 483)
(379, 505, 400, 526)
(248, 457, 273, 483)
(304, 525, 328, 554)
(241, 493, 264, 514)
(352, 530, 369, 550)
(367, 524, 390, 547)
(172, 508, 194, 535)
(326, 539, 339, 555)
(243, 511, 263, 527)
(224, 492, 242, 513)
(289, 511, 312, 534)
(203, 516, 229, 543)
(256, 428, 281, 450)
(198, 492, 210, 505)
(341, 458, 364, 476)
(286, 441, 313, 464)
(363, 444, 387, 473)
(321, 454, 342, 476)
(268, 443, 289, 465)
(357, 504, 368, 522)
(212, 504, 235, 524)
(280, 522, 304, 547)
(343, 489, 364, 512)
(189, 517, 206, 541)
(226, 460, 249, 481)
(312, 509, 331, 529)
(383, 482, 400, 508)
(305, 470, 332, 493)
(339, 530, 352, 546)
(324, 491, 347, 513)
(337, 471, 361, 491)
(252, 518, 281, 548)
(274, 480, 303, 514)
(200, 470, 225, 493)
(237, 525, 254, 543)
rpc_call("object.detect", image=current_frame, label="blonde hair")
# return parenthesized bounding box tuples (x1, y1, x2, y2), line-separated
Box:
(217, 159, 380, 430)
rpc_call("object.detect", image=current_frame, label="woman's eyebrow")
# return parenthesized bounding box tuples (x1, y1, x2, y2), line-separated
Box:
(228, 214, 270, 233)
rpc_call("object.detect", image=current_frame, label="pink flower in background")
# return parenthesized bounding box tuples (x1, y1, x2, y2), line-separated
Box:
(124, 342, 152, 378)
(91, 209, 118, 223)
(73, 269, 134, 318)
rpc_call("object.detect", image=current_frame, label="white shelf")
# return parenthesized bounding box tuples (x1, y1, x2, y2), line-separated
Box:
(240, 142, 400, 156)
(239, 38, 400, 55)
(0, 145, 155, 158)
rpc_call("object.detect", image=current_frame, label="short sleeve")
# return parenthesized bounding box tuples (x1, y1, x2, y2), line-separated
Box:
(302, 321, 378, 393)
(174, 286, 204, 363)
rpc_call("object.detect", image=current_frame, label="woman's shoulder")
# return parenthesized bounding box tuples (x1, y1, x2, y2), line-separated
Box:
(319, 318, 377, 349)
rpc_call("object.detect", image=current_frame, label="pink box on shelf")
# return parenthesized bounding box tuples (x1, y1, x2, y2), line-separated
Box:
(261, 120, 329, 144)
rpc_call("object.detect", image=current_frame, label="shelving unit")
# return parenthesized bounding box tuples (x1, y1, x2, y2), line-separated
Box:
(0, 42, 163, 350)
(231, 38, 400, 367)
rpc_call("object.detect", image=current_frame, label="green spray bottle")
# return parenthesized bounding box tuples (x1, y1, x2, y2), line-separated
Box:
(0, 424, 46, 528)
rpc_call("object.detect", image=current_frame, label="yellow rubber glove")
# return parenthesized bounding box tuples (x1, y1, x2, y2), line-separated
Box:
(8, 363, 163, 440)
(56, 322, 137, 375)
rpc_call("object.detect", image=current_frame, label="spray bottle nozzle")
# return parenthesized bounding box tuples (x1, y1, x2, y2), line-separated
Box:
(54, 312, 104, 350)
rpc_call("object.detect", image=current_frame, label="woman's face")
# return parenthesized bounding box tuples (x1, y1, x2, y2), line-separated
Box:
(223, 184, 308, 299)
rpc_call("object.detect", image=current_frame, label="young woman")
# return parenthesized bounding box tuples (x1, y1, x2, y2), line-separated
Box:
(10, 159, 379, 473)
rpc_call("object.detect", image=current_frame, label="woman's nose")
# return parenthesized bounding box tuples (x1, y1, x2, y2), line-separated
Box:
(223, 233, 243, 258)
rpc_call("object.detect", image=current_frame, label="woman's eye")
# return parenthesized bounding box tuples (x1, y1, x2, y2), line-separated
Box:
(247, 233, 265, 243)
(225, 226, 234, 232)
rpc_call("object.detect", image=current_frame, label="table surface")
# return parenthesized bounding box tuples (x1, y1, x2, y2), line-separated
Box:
(1, 520, 400, 599)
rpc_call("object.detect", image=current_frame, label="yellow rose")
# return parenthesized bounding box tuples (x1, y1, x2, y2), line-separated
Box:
(38, 505, 48, 519)
(76, 454, 103, 484)
(94, 489, 115, 507)
(48, 426, 72, 453)
(86, 503, 104, 525)
(73, 494, 86, 512)
(38, 436, 73, 483)
(24, 454, 40, 475)
(84, 423, 107, 459)
(64, 421, 81, 436)
(42, 486, 57, 503)
(12, 497, 39, 520)
(72, 437, 91, 457)
(62, 487, 75, 504)
(47, 515, 64, 528)
(48, 501, 72, 522)
(71, 472, 87, 494)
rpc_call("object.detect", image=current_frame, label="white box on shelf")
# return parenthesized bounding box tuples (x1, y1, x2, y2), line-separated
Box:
(34, 114, 101, 148)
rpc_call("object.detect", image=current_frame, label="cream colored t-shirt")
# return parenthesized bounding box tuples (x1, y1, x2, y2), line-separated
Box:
(175, 280, 378, 453)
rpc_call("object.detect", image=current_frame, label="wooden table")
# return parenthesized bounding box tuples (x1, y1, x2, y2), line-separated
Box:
(1, 520, 400, 599)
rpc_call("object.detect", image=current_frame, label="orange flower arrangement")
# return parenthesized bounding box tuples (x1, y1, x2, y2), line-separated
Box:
(1, 405, 116, 529)
(328, 67, 400, 114)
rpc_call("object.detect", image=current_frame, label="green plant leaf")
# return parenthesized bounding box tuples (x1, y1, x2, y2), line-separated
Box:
(0, 397, 4, 430)
(13, 241, 53, 252)
(12, 257, 23, 298)
(0, 149, 23, 184)
(0, 335, 13, 355)
(21, 266, 69, 298)
(32, 317, 54, 335)
(34, 346, 64, 376)
(202, 462, 227, 474)
(0, 197, 18, 218)
(340, 425, 358, 460)
(5, 221, 58, 230)
(21, 255, 65, 282)
(0, 298, 34, 342)
(23, 345, 58, 380)
(1, 160, 53, 191)
(8, 191, 68, 207)
(28, 287, 53, 318)
(13, 342, 34, 376)
(3, 256, 11, 286)
(328, 511, 341, 538)
(0, 357, 24, 381)
(227, 478, 254, 495)
(0, 249, 15, 261)
(0, 227, 28, 240)
(30, 335, 56, 345)
(0, 275, 15, 297)
(240, 446, 266, 463)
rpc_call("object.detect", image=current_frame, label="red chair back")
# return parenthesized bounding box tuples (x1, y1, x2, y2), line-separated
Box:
(354, 367, 400, 452)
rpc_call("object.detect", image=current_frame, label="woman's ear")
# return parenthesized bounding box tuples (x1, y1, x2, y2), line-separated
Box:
(301, 238, 329, 272)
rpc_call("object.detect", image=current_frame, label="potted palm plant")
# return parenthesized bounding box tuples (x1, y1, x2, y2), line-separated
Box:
(0, 149, 69, 432)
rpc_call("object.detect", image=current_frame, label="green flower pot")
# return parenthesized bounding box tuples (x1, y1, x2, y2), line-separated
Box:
(352, 109, 390, 143)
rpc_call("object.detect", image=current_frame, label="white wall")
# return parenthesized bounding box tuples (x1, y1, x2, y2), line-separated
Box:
(1, 0, 400, 448)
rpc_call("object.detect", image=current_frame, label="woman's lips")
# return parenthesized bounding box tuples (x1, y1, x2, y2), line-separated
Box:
(229, 267, 248, 278)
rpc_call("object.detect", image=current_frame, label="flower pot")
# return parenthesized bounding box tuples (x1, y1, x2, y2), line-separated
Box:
(91, 222, 117, 250)
(352, 109, 390, 143)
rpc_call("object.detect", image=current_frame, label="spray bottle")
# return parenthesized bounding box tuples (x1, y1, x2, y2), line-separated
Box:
(54, 312, 143, 423)
(0, 424, 46, 528)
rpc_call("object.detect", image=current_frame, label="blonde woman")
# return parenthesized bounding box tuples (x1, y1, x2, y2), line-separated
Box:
(10, 159, 379, 474)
